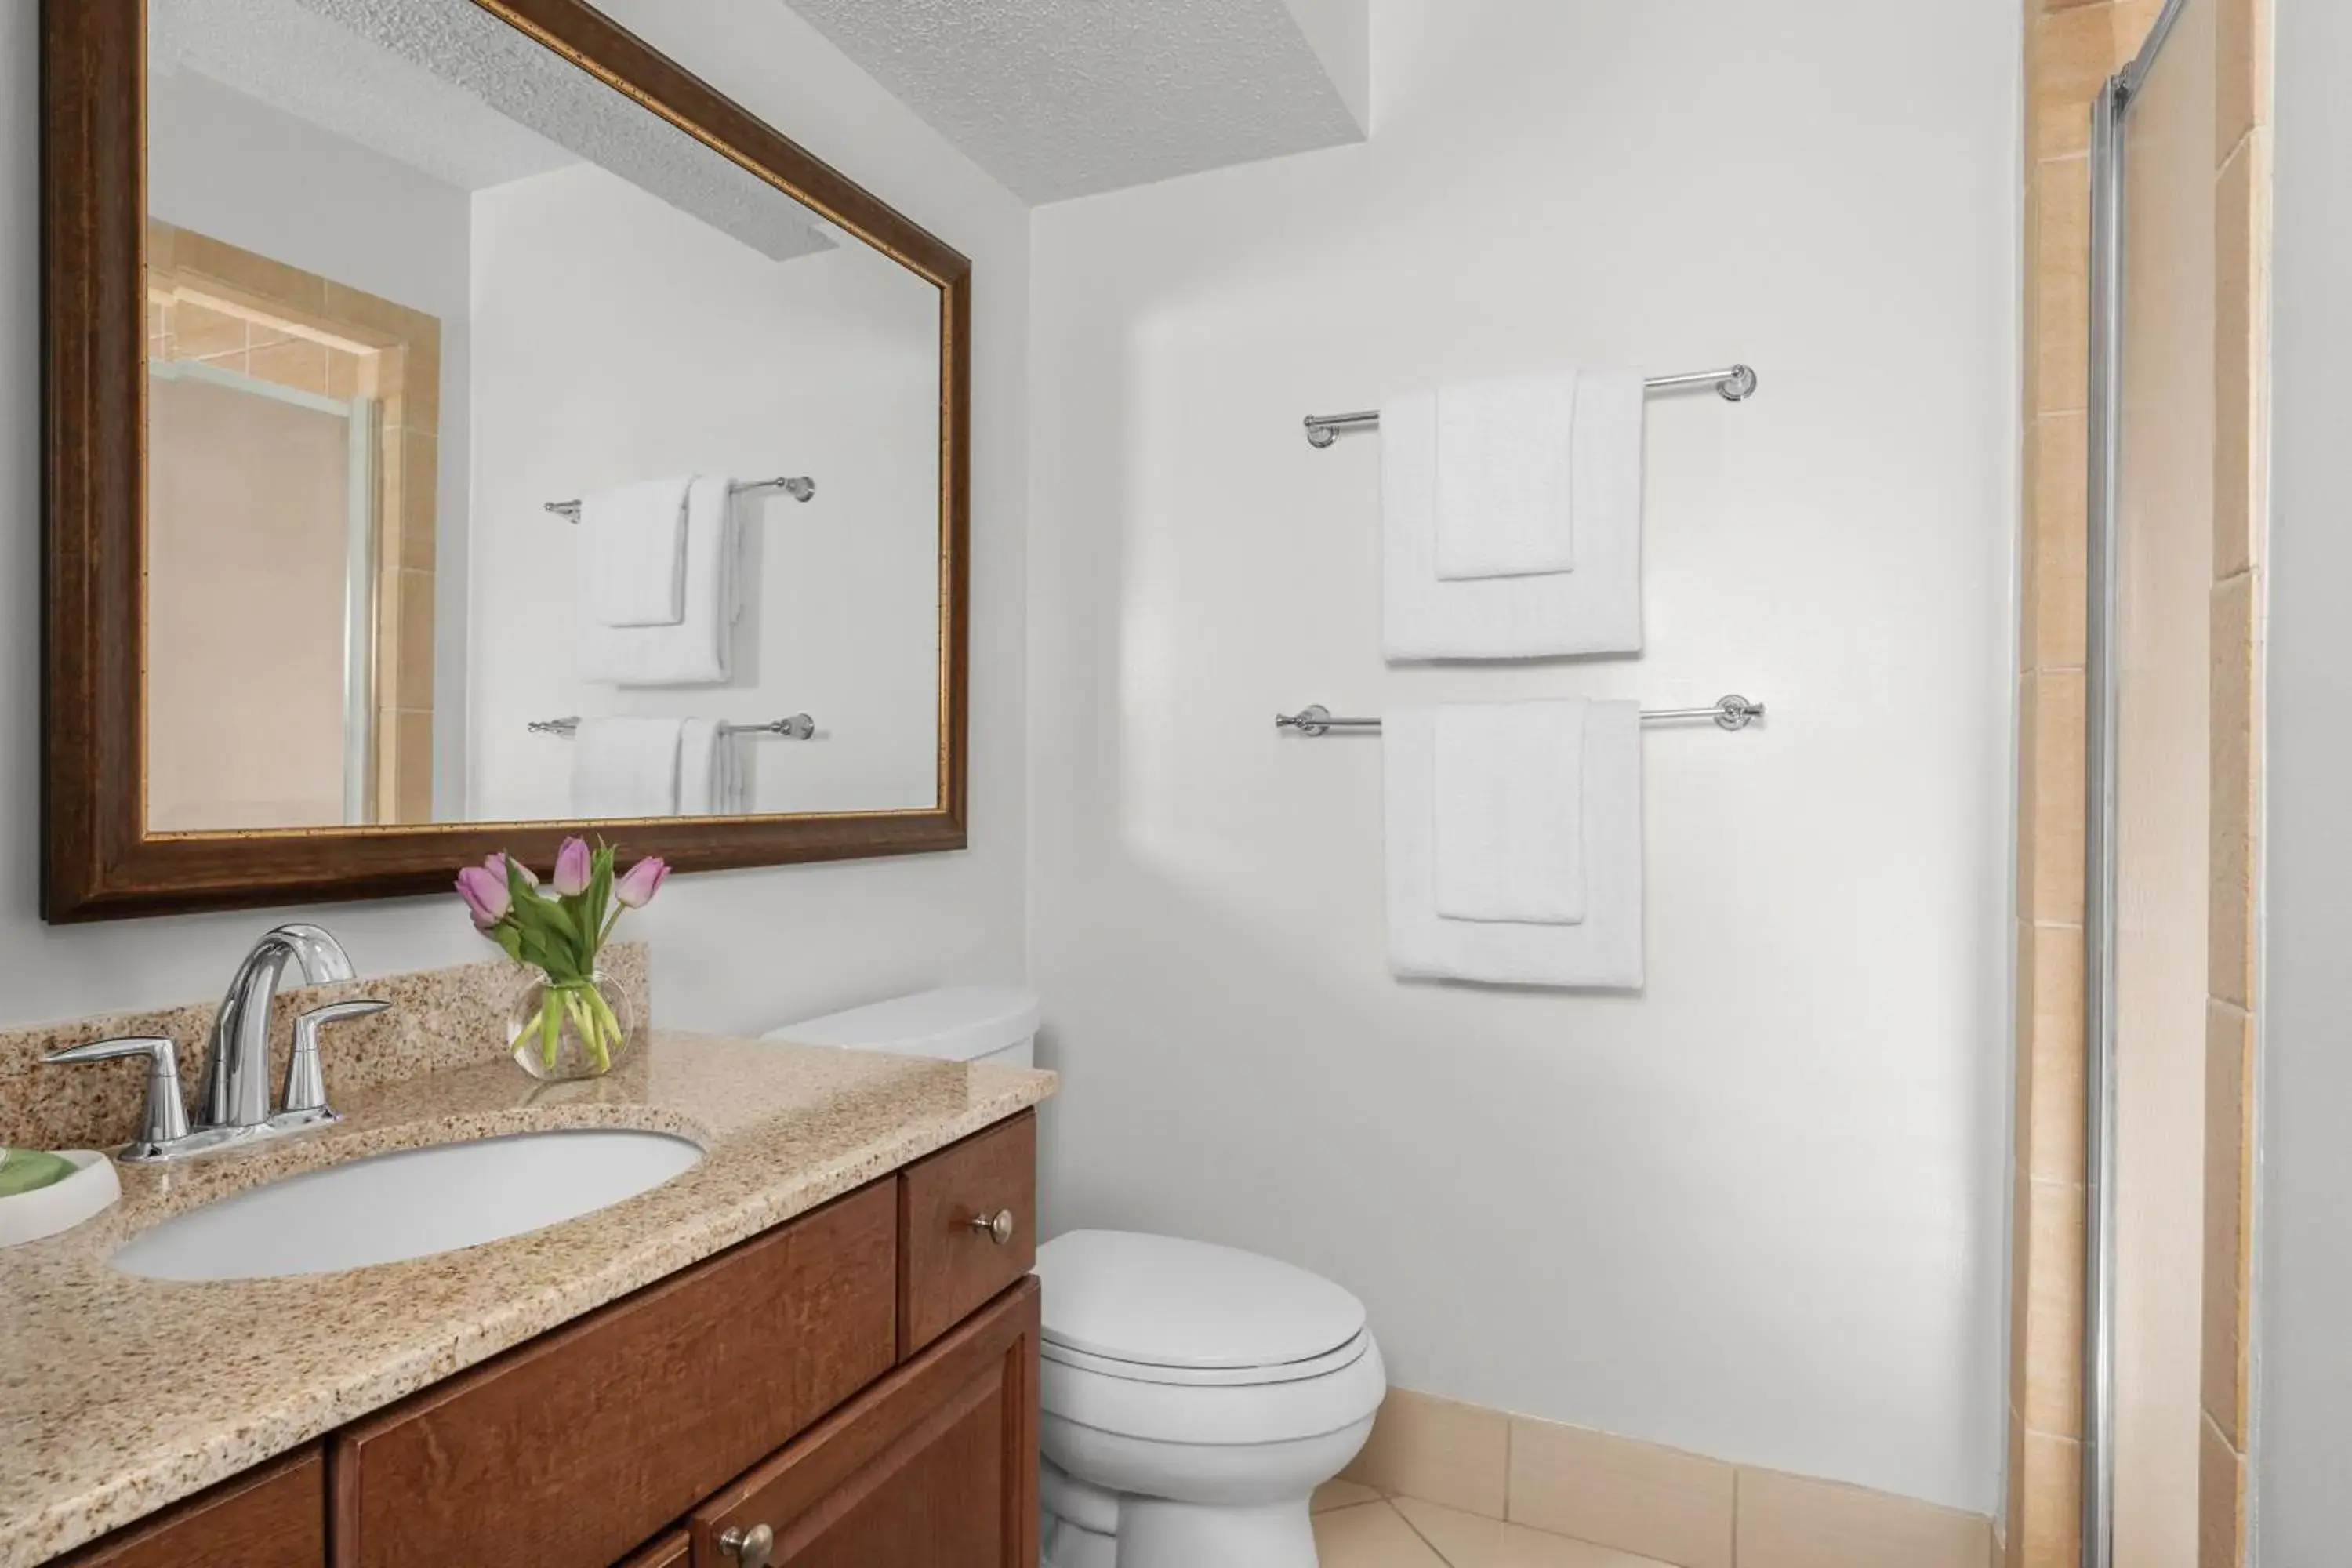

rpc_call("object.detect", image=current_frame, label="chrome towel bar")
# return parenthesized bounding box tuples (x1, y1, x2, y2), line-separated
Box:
(1302, 365, 1759, 448)
(1276, 695, 1764, 735)
(529, 714, 815, 739)
(546, 475, 814, 521)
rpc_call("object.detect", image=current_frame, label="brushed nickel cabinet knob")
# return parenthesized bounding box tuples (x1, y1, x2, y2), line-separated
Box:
(967, 1208, 1016, 1246)
(718, 1523, 774, 1568)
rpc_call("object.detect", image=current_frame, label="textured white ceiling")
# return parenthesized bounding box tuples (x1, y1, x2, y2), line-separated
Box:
(151, 0, 834, 262)
(776, 0, 1370, 204)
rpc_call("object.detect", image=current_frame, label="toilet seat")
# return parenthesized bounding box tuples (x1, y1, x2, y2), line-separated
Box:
(1041, 1330, 1387, 1447)
(1037, 1229, 1368, 1370)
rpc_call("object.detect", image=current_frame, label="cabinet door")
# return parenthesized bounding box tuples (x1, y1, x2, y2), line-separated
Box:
(692, 1277, 1039, 1568)
(57, 1447, 324, 1568)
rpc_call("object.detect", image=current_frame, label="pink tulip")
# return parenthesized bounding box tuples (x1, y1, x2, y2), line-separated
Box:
(454, 864, 511, 928)
(485, 851, 537, 888)
(614, 855, 670, 908)
(552, 837, 592, 897)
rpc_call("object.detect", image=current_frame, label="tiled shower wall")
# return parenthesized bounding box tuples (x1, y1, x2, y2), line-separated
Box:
(2008, 1, 2268, 1564)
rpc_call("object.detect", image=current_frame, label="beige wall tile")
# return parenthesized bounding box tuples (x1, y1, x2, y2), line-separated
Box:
(2114, 0, 2163, 57)
(2215, 0, 2270, 168)
(246, 336, 329, 397)
(2198, 1414, 2245, 1568)
(2018, 1430, 2081, 1568)
(2031, 412, 2090, 667)
(2201, 1000, 2254, 1445)
(2017, 673, 2042, 910)
(2022, 1178, 2085, 1435)
(325, 347, 361, 402)
(399, 430, 440, 575)
(2208, 572, 2257, 1007)
(1313, 1501, 1448, 1568)
(390, 708, 434, 823)
(2034, 159, 2092, 416)
(2032, 9, 2122, 161)
(1343, 1388, 1509, 1519)
(1393, 1497, 1667, 1567)
(1316, 1480, 1383, 1514)
(393, 568, 436, 715)
(1507, 1417, 1733, 1568)
(2213, 136, 2269, 581)
(2005, 1406, 2026, 1568)
(2027, 924, 2087, 1181)
(171, 298, 247, 361)
(2029, 670, 2088, 925)
(1733, 1466, 1990, 1568)
(171, 227, 329, 317)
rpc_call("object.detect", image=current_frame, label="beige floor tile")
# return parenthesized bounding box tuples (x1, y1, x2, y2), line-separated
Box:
(1733, 1466, 1990, 1568)
(1507, 1417, 1733, 1568)
(1395, 1497, 1669, 1566)
(1316, 1501, 1450, 1568)
(1319, 1479, 1386, 1513)
(1344, 1388, 1510, 1519)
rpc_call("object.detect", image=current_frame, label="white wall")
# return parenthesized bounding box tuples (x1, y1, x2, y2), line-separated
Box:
(464, 162, 942, 822)
(0, 0, 1026, 1033)
(2255, 0, 2336, 1555)
(146, 65, 477, 816)
(1025, 0, 2020, 1514)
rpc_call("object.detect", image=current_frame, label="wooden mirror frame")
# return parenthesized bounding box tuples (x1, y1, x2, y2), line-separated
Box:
(40, 0, 971, 922)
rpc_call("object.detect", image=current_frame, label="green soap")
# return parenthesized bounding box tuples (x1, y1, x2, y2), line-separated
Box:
(0, 1149, 76, 1198)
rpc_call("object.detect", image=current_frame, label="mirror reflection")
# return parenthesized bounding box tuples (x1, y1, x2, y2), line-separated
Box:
(143, 0, 945, 833)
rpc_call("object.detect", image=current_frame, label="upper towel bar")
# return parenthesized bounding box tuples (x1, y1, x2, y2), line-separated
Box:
(1276, 695, 1764, 735)
(1302, 365, 1760, 448)
(529, 714, 815, 739)
(545, 475, 815, 521)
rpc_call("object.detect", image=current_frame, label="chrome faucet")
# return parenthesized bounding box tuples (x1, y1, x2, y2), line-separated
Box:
(44, 923, 388, 1163)
(203, 924, 355, 1131)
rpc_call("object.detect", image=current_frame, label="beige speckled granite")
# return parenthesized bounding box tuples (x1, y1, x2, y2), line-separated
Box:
(0, 1030, 1055, 1567)
(0, 943, 650, 1155)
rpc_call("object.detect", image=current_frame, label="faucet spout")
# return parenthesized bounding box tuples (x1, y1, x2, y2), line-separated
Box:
(201, 924, 354, 1131)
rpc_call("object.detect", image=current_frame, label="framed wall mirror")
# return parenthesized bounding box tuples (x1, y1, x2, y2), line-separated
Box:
(42, 0, 971, 921)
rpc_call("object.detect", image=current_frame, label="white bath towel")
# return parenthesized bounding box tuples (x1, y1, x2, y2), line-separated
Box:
(577, 475, 737, 685)
(1385, 699, 1642, 988)
(578, 476, 691, 626)
(1433, 700, 1588, 924)
(677, 718, 741, 816)
(1384, 371, 1646, 659)
(1434, 372, 1578, 580)
(571, 717, 684, 818)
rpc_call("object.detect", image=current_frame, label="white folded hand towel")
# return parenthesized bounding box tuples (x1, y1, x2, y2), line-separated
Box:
(578, 476, 738, 685)
(1383, 370, 1646, 659)
(1434, 372, 1578, 580)
(677, 718, 741, 816)
(579, 476, 692, 627)
(571, 717, 684, 818)
(1385, 699, 1642, 988)
(1433, 699, 1587, 924)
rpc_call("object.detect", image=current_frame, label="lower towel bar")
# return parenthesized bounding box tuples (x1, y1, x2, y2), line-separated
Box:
(1276, 695, 1764, 736)
(1303, 365, 1759, 448)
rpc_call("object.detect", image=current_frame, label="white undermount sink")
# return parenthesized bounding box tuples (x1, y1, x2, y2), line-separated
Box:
(111, 1128, 704, 1282)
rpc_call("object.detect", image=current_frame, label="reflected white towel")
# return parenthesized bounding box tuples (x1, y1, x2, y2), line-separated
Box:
(677, 718, 741, 816)
(1435, 372, 1577, 580)
(1434, 700, 1587, 924)
(1386, 700, 1642, 988)
(578, 476, 736, 684)
(572, 717, 684, 818)
(1384, 372, 1645, 659)
(579, 476, 691, 626)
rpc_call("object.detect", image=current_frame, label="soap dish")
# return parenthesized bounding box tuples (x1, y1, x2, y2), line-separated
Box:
(0, 1152, 121, 1248)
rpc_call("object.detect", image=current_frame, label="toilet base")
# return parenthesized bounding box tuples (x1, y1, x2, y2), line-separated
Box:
(1042, 1458, 1328, 1568)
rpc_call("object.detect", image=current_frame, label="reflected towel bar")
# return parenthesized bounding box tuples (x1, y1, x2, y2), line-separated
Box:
(1276, 695, 1764, 735)
(545, 475, 815, 520)
(529, 714, 815, 739)
(1302, 365, 1759, 448)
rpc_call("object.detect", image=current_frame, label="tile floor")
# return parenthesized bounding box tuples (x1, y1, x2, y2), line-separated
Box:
(1312, 1481, 1671, 1568)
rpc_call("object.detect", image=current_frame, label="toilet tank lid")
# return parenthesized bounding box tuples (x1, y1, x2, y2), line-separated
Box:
(1035, 1230, 1368, 1371)
(765, 985, 1040, 1062)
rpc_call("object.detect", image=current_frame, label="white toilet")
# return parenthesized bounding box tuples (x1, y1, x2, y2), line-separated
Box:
(771, 987, 1386, 1568)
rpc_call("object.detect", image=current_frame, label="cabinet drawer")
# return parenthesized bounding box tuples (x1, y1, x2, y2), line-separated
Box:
(617, 1531, 691, 1568)
(332, 1181, 897, 1568)
(898, 1112, 1036, 1357)
(57, 1446, 322, 1568)
(690, 1276, 1040, 1567)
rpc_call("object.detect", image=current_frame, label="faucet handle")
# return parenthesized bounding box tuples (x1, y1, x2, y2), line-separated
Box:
(281, 1000, 388, 1118)
(43, 1036, 191, 1158)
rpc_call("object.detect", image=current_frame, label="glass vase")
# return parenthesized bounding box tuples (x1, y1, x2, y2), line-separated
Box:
(506, 971, 634, 1083)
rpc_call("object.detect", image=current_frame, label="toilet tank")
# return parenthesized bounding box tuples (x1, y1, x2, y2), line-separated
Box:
(764, 985, 1040, 1069)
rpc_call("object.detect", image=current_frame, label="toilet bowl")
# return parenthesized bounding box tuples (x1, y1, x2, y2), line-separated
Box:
(770, 988, 1385, 1568)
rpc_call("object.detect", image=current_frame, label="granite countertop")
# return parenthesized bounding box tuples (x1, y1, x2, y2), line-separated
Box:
(0, 1031, 1056, 1567)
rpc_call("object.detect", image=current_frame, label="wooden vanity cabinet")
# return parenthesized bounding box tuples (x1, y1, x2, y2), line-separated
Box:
(55, 1447, 324, 1568)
